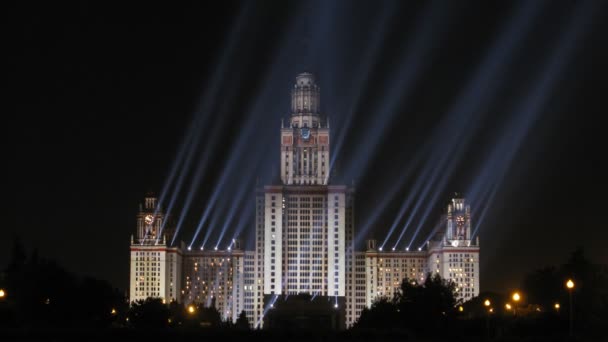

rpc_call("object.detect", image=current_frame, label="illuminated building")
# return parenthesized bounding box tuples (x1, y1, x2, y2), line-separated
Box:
(256, 73, 355, 327)
(359, 197, 480, 320)
(129, 195, 182, 304)
(128, 73, 480, 328)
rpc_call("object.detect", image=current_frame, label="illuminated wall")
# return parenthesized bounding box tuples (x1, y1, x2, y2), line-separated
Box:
(128, 74, 481, 329)
(129, 194, 180, 304)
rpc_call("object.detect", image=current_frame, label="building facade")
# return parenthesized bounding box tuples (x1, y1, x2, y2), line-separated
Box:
(129, 73, 480, 328)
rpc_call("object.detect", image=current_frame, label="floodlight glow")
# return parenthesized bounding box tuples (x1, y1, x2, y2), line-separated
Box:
(334, 1, 447, 184)
(168, 110, 227, 247)
(389, 1, 546, 250)
(324, 3, 396, 178)
(214, 246, 218, 251)
(213, 176, 254, 249)
(165, 3, 251, 246)
(469, 0, 595, 240)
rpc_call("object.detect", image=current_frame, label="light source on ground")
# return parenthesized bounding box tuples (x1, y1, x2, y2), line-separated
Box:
(566, 279, 574, 289)
(512, 292, 521, 302)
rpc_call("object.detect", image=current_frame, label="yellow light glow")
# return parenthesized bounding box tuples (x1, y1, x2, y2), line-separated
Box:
(566, 279, 575, 289)
(554, 303, 560, 310)
(489, 308, 494, 313)
(512, 292, 521, 302)
(458, 306, 463, 312)
(484, 299, 491, 307)
(0, 289, 5, 298)
(505, 303, 512, 310)
(188, 305, 195, 314)
(111, 308, 117, 315)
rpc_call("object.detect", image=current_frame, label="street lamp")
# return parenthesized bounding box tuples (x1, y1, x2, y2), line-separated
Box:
(484, 299, 491, 339)
(554, 303, 560, 311)
(566, 279, 575, 337)
(187, 305, 196, 314)
(505, 303, 512, 311)
(0, 289, 5, 299)
(512, 292, 521, 316)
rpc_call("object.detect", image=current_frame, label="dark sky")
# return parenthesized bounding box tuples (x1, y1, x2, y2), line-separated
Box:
(5, 1, 608, 294)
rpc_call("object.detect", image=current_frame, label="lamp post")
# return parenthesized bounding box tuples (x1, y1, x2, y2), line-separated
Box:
(566, 279, 575, 337)
(187, 305, 196, 315)
(484, 299, 491, 339)
(512, 292, 521, 316)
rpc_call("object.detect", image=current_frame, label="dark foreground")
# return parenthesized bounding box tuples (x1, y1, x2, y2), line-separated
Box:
(0, 329, 602, 342)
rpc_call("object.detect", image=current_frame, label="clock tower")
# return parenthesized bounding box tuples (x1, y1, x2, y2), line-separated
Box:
(427, 196, 480, 302)
(446, 197, 471, 244)
(280, 73, 330, 185)
(256, 72, 354, 328)
(135, 194, 166, 245)
(129, 193, 182, 304)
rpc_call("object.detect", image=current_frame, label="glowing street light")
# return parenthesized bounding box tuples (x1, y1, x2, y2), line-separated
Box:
(111, 308, 117, 315)
(483, 299, 491, 339)
(512, 292, 521, 316)
(566, 279, 574, 290)
(458, 306, 464, 312)
(566, 279, 575, 337)
(0, 289, 5, 298)
(188, 305, 196, 314)
(505, 303, 512, 310)
(554, 303, 560, 310)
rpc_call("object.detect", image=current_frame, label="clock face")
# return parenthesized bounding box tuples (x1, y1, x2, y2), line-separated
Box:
(144, 214, 154, 225)
(301, 127, 310, 140)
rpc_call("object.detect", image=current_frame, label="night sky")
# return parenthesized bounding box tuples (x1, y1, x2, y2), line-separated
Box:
(5, 1, 608, 294)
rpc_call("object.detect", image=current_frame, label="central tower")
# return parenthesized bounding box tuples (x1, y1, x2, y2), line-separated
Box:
(255, 73, 354, 322)
(280, 73, 330, 185)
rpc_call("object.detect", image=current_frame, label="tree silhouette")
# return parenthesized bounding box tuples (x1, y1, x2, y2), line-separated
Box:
(353, 273, 458, 337)
(127, 298, 170, 329)
(395, 273, 458, 335)
(353, 296, 399, 331)
(235, 310, 250, 330)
